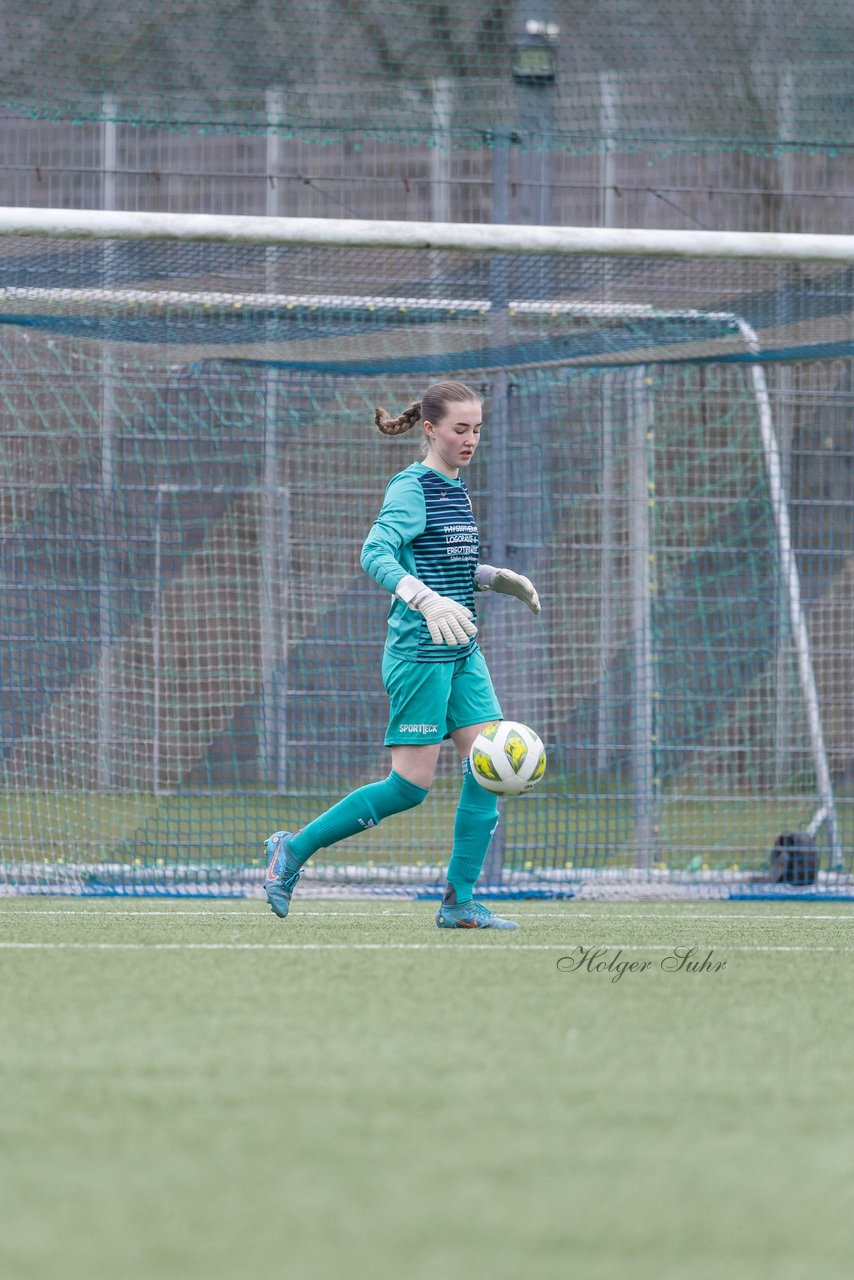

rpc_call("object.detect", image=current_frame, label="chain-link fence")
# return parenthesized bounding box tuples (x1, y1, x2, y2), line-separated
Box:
(2, 102, 854, 234)
(2, 2, 854, 232)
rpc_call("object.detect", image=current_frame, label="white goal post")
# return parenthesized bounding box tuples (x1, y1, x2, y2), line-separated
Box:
(0, 207, 848, 893)
(2, 207, 854, 263)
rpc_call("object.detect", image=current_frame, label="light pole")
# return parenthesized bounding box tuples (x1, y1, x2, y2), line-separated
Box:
(483, 10, 558, 886)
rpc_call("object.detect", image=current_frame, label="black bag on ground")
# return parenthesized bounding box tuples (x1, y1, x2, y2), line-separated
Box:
(768, 832, 819, 886)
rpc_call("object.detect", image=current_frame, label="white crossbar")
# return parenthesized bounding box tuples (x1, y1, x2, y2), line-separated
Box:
(1, 206, 854, 263)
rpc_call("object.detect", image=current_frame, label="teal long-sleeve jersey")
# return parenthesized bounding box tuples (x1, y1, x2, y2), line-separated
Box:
(360, 462, 482, 663)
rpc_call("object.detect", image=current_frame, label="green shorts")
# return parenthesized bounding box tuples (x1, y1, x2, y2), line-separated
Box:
(382, 646, 503, 746)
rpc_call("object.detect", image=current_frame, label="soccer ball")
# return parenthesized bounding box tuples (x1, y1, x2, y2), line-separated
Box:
(469, 720, 547, 796)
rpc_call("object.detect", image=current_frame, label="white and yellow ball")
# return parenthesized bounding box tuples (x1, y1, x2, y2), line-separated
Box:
(469, 720, 547, 796)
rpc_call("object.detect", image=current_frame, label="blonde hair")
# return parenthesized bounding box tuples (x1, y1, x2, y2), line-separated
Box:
(375, 381, 481, 438)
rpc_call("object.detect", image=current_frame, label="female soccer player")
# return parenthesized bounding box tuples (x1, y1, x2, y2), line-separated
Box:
(264, 380, 541, 928)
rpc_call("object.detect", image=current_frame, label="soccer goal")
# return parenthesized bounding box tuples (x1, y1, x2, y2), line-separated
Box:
(0, 208, 851, 899)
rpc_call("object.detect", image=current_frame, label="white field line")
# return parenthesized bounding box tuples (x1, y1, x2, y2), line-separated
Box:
(1, 909, 853, 923)
(0, 909, 406, 917)
(0, 941, 852, 953)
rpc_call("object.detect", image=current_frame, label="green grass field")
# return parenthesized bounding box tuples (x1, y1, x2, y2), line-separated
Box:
(2, 898, 854, 1280)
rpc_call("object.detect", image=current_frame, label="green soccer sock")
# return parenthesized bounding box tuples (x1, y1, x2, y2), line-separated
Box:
(288, 770, 429, 863)
(444, 758, 500, 904)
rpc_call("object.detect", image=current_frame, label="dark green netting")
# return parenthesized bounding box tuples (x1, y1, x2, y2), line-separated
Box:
(0, 241, 853, 368)
(0, 235, 851, 895)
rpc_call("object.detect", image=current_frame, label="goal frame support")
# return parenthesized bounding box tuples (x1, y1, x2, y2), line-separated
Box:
(1, 207, 854, 265)
(0, 208, 845, 880)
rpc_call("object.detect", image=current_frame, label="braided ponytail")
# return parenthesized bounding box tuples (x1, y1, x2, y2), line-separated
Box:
(375, 382, 480, 442)
(375, 401, 422, 436)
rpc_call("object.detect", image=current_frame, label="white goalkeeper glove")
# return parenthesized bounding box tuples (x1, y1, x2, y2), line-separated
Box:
(475, 564, 541, 615)
(394, 574, 478, 647)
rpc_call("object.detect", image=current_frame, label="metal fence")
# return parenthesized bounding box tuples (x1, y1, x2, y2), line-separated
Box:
(2, 105, 854, 234)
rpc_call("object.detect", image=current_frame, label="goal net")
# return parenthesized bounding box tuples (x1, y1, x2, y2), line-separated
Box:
(0, 212, 851, 898)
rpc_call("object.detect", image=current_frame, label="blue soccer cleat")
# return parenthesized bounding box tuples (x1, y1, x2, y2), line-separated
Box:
(435, 899, 519, 930)
(263, 831, 302, 918)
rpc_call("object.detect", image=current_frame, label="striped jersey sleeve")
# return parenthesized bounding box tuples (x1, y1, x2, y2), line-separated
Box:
(359, 468, 426, 594)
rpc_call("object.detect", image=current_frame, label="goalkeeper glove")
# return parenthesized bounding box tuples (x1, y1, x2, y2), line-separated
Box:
(475, 564, 541, 615)
(394, 574, 478, 646)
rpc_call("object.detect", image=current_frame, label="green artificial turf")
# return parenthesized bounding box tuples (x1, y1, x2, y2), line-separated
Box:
(2, 898, 854, 1280)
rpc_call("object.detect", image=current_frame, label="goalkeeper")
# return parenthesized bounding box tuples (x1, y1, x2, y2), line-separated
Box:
(264, 380, 541, 929)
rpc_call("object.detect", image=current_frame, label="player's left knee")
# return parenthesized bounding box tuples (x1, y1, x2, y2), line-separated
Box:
(401, 781, 430, 808)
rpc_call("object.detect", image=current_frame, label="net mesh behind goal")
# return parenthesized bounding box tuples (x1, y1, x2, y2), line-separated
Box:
(4, 1, 854, 157)
(1, 232, 852, 897)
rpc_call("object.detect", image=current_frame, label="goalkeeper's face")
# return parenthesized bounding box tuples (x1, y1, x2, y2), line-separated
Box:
(423, 400, 482, 477)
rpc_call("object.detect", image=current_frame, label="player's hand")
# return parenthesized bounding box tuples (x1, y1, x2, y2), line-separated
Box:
(394, 575, 478, 646)
(416, 590, 478, 646)
(475, 564, 541, 615)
